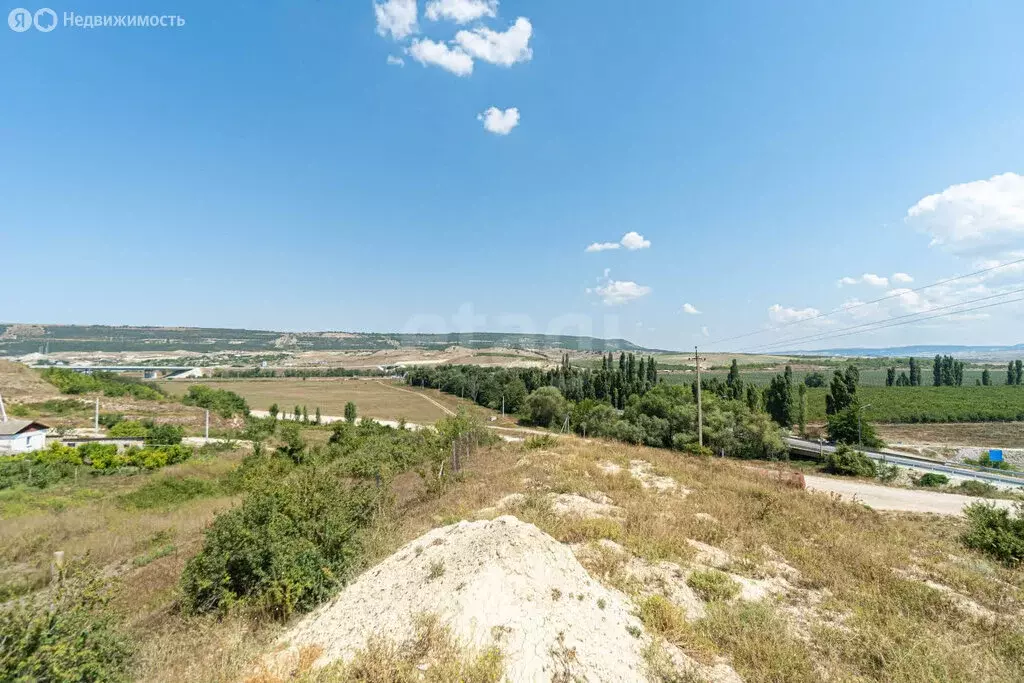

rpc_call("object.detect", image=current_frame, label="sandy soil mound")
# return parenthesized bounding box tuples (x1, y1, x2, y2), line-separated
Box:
(275, 516, 731, 682)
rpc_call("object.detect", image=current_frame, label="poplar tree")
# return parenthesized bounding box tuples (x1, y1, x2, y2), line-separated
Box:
(886, 368, 896, 386)
(934, 355, 943, 387)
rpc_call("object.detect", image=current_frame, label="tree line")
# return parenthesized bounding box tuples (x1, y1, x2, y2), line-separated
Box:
(883, 356, 1024, 387)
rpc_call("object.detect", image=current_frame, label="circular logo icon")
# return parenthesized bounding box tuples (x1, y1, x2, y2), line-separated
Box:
(34, 8, 57, 32)
(8, 8, 32, 32)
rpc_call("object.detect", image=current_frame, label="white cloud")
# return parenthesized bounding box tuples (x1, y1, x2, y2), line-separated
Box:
(682, 303, 701, 315)
(386, 55, 405, 67)
(620, 231, 651, 250)
(408, 38, 474, 76)
(590, 280, 652, 306)
(477, 106, 520, 135)
(837, 276, 858, 287)
(892, 272, 914, 283)
(374, 0, 418, 40)
(768, 304, 821, 324)
(455, 17, 533, 66)
(602, 268, 611, 278)
(701, 326, 710, 337)
(425, 0, 498, 24)
(862, 273, 889, 287)
(906, 172, 1024, 256)
(585, 231, 651, 253)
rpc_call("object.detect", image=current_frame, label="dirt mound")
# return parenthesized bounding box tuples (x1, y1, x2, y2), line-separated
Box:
(0, 360, 58, 402)
(274, 516, 732, 682)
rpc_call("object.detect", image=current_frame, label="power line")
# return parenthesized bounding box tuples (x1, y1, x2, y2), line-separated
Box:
(743, 286, 1024, 352)
(707, 256, 1024, 348)
(744, 289, 1024, 353)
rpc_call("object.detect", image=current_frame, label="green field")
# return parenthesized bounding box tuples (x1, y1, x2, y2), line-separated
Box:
(806, 385, 1024, 423)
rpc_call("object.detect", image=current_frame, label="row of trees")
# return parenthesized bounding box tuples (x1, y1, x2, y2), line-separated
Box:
(885, 356, 1024, 387)
(405, 353, 661, 413)
(885, 356, 923, 386)
(1007, 360, 1024, 385)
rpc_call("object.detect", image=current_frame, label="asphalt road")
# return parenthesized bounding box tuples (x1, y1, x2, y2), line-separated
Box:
(786, 437, 1024, 488)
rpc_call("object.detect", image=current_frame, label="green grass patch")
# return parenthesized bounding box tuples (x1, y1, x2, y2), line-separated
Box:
(119, 477, 221, 510)
(686, 570, 741, 602)
(806, 385, 1024, 423)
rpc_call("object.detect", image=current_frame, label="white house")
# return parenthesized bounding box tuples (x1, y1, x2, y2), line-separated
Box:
(0, 418, 50, 454)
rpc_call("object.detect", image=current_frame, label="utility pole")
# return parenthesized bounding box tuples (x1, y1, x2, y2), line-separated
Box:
(501, 394, 505, 418)
(695, 346, 704, 448)
(205, 410, 210, 439)
(0, 393, 7, 423)
(94, 398, 99, 432)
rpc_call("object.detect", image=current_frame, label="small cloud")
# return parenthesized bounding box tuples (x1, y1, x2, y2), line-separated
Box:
(892, 272, 914, 283)
(837, 276, 859, 287)
(374, 0, 418, 40)
(862, 273, 889, 287)
(768, 304, 821, 324)
(408, 38, 474, 76)
(477, 106, 520, 135)
(455, 17, 533, 67)
(425, 0, 498, 24)
(682, 303, 701, 315)
(590, 279, 652, 306)
(701, 326, 710, 337)
(586, 242, 620, 253)
(386, 55, 405, 67)
(603, 268, 611, 278)
(620, 231, 651, 250)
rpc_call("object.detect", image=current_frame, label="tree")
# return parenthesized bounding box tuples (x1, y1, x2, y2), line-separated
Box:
(896, 372, 910, 387)
(344, 401, 357, 423)
(314, 407, 322, 425)
(301, 406, 309, 424)
(725, 359, 744, 400)
(797, 384, 807, 436)
(294, 405, 301, 422)
(764, 374, 794, 427)
(524, 386, 569, 428)
(1017, 360, 1023, 385)
(826, 402, 883, 448)
(804, 372, 826, 388)
(935, 355, 943, 387)
(269, 403, 279, 420)
(886, 368, 896, 387)
(909, 357, 921, 386)
(825, 369, 856, 415)
(745, 384, 761, 412)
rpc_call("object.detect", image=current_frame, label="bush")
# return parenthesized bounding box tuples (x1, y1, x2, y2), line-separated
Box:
(964, 452, 1014, 471)
(915, 473, 949, 488)
(825, 404, 884, 448)
(523, 387, 568, 428)
(42, 368, 165, 400)
(0, 567, 132, 682)
(687, 569, 740, 602)
(960, 502, 1024, 566)
(951, 480, 1000, 498)
(180, 466, 381, 619)
(108, 420, 148, 438)
(145, 423, 184, 446)
(824, 444, 877, 478)
(524, 434, 558, 450)
(181, 385, 249, 418)
(120, 476, 220, 509)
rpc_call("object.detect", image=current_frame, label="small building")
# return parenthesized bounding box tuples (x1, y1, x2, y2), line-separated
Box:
(59, 436, 146, 452)
(0, 418, 51, 454)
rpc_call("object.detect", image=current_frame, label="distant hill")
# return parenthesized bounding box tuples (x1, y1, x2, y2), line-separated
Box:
(794, 344, 1024, 360)
(0, 324, 664, 356)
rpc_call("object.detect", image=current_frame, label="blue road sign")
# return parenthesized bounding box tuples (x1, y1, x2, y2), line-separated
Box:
(989, 449, 1004, 462)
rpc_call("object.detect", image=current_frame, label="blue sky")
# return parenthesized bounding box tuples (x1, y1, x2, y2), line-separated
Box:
(2, 0, 1023, 351)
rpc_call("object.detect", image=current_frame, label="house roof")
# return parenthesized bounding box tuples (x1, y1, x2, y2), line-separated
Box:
(0, 419, 50, 436)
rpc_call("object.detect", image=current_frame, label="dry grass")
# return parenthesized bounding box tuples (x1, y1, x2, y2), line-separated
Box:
(878, 422, 1024, 449)
(161, 378, 480, 424)
(0, 359, 59, 402)
(5, 423, 1024, 682)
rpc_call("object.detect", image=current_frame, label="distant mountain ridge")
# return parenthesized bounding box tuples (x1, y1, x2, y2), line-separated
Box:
(794, 344, 1024, 359)
(0, 324, 664, 356)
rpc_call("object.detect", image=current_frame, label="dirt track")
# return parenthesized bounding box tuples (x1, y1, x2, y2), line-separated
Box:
(804, 475, 1016, 516)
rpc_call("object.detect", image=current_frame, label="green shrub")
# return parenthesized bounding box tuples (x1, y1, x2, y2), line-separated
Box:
(42, 368, 165, 400)
(108, 420, 149, 438)
(144, 423, 184, 446)
(950, 480, 1000, 498)
(120, 476, 219, 509)
(916, 473, 949, 488)
(98, 412, 124, 428)
(524, 434, 558, 450)
(181, 385, 249, 418)
(0, 567, 132, 682)
(180, 466, 381, 619)
(961, 502, 1024, 566)
(687, 569, 740, 602)
(824, 444, 877, 478)
(964, 452, 1014, 471)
